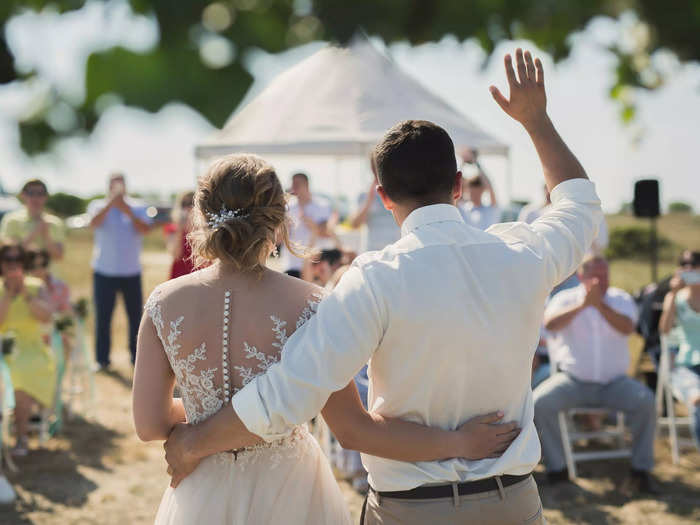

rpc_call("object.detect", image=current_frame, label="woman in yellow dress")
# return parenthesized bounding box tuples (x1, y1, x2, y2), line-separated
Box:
(0, 243, 54, 455)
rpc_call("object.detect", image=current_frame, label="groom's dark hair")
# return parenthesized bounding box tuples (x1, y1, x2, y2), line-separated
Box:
(373, 120, 457, 204)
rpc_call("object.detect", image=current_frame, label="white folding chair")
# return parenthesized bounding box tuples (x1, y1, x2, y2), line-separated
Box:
(551, 363, 632, 480)
(558, 408, 632, 480)
(655, 334, 693, 464)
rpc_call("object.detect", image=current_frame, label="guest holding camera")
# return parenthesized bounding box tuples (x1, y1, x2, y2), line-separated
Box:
(659, 250, 700, 450)
(88, 173, 152, 369)
(0, 243, 54, 455)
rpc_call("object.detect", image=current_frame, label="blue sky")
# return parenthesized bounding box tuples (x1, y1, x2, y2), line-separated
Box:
(0, 3, 698, 212)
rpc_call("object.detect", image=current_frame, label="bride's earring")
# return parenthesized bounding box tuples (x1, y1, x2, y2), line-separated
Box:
(271, 244, 279, 258)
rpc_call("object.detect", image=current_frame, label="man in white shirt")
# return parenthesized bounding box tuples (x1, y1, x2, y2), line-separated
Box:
(536, 255, 656, 492)
(280, 172, 332, 277)
(164, 49, 602, 523)
(457, 149, 501, 230)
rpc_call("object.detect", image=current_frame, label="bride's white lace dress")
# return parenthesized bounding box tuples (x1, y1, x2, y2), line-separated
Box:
(145, 284, 351, 525)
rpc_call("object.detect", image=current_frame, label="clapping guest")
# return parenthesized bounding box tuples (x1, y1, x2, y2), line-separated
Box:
(164, 191, 196, 279)
(0, 179, 66, 260)
(0, 244, 54, 455)
(534, 255, 656, 492)
(88, 173, 153, 369)
(659, 250, 700, 450)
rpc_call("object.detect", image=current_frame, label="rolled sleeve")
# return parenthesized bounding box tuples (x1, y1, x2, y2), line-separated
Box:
(231, 264, 386, 441)
(531, 179, 603, 288)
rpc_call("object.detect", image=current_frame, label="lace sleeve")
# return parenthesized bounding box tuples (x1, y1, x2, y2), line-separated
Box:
(144, 287, 166, 342)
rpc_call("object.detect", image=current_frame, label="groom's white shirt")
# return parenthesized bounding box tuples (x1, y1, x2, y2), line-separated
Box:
(233, 178, 602, 491)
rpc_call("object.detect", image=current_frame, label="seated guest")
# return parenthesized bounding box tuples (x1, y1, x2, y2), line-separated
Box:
(659, 250, 700, 450)
(30, 249, 71, 314)
(0, 244, 55, 455)
(534, 255, 656, 492)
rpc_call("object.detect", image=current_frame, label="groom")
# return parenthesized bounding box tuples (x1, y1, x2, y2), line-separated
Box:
(165, 49, 602, 523)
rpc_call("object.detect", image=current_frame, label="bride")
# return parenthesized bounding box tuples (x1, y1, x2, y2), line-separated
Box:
(132, 154, 519, 524)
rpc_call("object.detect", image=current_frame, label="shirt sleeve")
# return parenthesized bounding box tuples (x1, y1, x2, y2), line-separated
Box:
(232, 263, 386, 441)
(544, 289, 576, 321)
(487, 179, 602, 291)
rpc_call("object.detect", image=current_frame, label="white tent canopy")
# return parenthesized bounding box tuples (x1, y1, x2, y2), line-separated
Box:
(195, 39, 509, 160)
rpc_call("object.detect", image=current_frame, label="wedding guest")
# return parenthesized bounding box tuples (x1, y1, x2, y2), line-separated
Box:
(0, 179, 66, 260)
(535, 255, 656, 492)
(303, 249, 343, 287)
(30, 249, 71, 314)
(164, 191, 196, 279)
(88, 173, 152, 369)
(350, 156, 399, 253)
(457, 149, 501, 230)
(280, 173, 332, 278)
(659, 250, 700, 450)
(0, 243, 54, 455)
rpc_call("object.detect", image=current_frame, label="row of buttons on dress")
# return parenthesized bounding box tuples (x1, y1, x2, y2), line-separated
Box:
(222, 290, 231, 401)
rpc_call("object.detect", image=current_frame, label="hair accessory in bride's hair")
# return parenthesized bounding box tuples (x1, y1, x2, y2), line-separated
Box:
(207, 206, 250, 230)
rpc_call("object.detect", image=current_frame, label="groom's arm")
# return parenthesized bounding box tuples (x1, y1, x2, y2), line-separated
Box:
(167, 263, 385, 470)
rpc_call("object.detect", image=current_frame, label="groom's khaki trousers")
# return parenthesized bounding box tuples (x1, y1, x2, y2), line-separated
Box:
(362, 475, 545, 525)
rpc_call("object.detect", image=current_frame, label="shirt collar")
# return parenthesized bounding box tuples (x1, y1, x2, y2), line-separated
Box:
(400, 204, 464, 237)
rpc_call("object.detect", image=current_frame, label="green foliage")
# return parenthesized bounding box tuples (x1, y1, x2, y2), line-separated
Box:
(2, 0, 700, 153)
(46, 192, 89, 217)
(606, 225, 675, 261)
(668, 201, 693, 214)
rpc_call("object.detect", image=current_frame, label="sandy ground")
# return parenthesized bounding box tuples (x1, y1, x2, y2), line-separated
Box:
(1, 240, 699, 524)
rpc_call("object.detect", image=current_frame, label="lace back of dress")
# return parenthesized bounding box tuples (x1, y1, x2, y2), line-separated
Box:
(145, 287, 324, 426)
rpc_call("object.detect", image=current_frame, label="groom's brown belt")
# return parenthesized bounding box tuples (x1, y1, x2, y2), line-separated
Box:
(372, 473, 531, 500)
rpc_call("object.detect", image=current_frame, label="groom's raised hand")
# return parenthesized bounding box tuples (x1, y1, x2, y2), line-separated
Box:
(489, 48, 547, 131)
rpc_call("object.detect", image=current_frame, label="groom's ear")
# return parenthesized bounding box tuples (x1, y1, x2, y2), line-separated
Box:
(452, 171, 463, 203)
(376, 185, 395, 211)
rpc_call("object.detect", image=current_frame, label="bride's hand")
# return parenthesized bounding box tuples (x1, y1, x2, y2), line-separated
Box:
(456, 412, 521, 460)
(165, 422, 202, 488)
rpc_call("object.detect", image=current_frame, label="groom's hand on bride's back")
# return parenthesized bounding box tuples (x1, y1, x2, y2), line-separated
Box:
(457, 412, 521, 460)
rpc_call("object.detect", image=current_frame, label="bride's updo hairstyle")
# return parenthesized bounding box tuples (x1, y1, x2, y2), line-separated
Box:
(189, 154, 295, 274)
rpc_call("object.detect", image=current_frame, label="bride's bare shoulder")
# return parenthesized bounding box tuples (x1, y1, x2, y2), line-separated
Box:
(145, 268, 212, 305)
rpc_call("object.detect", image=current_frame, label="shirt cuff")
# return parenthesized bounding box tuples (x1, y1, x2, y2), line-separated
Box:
(549, 179, 600, 206)
(231, 378, 293, 443)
